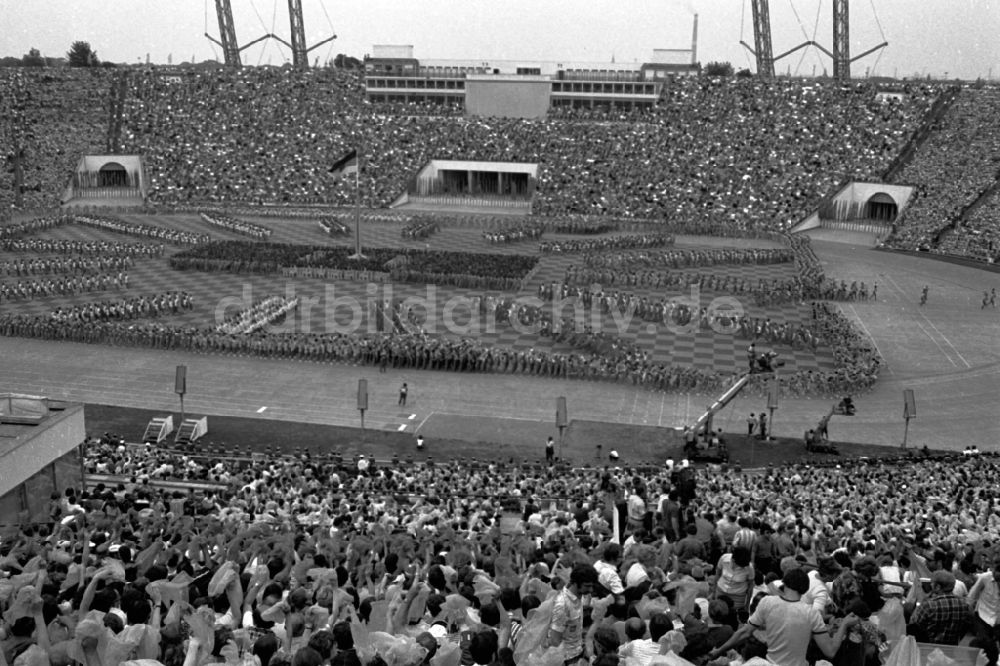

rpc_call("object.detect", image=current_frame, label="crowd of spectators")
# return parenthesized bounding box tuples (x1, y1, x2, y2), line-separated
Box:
(0, 69, 111, 211)
(886, 87, 1000, 254)
(3, 439, 999, 666)
(113, 69, 936, 232)
(935, 185, 1000, 263)
(12, 68, 1000, 262)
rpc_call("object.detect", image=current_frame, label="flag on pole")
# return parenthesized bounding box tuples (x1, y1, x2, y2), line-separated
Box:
(329, 148, 358, 179)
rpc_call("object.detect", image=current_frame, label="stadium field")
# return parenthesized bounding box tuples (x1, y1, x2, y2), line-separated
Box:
(1, 214, 997, 453)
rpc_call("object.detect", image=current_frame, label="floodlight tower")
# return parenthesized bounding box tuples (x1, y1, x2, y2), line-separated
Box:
(812, 0, 888, 80)
(750, 0, 775, 77)
(832, 0, 850, 79)
(205, 0, 274, 68)
(274, 0, 337, 70)
(210, 0, 241, 67)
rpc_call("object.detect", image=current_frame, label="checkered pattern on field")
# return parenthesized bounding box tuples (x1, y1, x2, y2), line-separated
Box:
(0, 216, 835, 374)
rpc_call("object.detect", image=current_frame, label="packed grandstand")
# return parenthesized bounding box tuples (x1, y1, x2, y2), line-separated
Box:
(2, 54, 1000, 666)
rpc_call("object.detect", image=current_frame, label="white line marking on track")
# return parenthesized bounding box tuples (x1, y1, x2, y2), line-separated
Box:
(256, 406, 268, 413)
(915, 320, 957, 367)
(408, 414, 416, 420)
(877, 273, 970, 368)
(848, 305, 893, 376)
(415, 411, 435, 431)
(919, 313, 971, 369)
(397, 424, 407, 431)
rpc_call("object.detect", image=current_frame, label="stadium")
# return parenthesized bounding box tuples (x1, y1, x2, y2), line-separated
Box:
(1, 1, 1000, 665)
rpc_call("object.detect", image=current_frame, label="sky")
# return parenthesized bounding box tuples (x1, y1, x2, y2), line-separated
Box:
(2, 0, 999, 80)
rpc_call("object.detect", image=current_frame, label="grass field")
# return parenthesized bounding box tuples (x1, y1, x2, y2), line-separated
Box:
(0, 216, 832, 373)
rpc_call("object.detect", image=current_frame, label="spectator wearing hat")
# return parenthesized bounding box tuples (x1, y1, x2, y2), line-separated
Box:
(908, 570, 971, 645)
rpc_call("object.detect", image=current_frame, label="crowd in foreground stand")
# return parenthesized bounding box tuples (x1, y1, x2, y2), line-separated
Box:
(3, 443, 1000, 666)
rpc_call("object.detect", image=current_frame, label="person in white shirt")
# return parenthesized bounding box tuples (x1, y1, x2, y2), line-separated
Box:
(618, 613, 672, 666)
(803, 557, 839, 615)
(594, 543, 626, 607)
(968, 559, 1000, 666)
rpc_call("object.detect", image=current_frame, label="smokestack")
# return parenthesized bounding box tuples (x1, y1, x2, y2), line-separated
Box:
(691, 14, 698, 65)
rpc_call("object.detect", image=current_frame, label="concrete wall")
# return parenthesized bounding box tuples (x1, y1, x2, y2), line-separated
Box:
(0, 405, 86, 498)
(464, 78, 551, 119)
(0, 447, 82, 530)
(422, 160, 538, 179)
(791, 211, 821, 234)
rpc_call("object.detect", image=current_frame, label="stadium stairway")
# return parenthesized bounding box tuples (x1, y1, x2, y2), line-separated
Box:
(883, 85, 961, 182)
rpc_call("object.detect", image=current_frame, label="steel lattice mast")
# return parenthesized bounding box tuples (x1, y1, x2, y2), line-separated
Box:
(832, 0, 850, 79)
(212, 0, 241, 67)
(274, 0, 337, 70)
(750, 0, 775, 77)
(205, 0, 274, 68)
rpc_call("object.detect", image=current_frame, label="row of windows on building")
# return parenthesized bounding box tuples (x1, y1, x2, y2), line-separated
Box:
(551, 81, 657, 95)
(366, 93, 655, 111)
(365, 63, 651, 82)
(368, 78, 466, 90)
(366, 79, 658, 96)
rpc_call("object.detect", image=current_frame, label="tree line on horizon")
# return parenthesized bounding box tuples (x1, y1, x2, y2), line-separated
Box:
(0, 42, 363, 69)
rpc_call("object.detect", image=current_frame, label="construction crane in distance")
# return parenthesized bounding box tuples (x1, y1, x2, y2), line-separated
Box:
(205, 0, 274, 68)
(271, 0, 337, 70)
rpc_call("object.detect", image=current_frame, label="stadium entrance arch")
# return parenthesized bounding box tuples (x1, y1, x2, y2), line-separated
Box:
(792, 181, 914, 241)
(98, 162, 129, 187)
(391, 160, 537, 214)
(865, 192, 897, 222)
(62, 154, 147, 207)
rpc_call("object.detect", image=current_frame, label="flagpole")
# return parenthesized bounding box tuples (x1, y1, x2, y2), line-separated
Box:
(349, 148, 365, 260)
